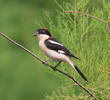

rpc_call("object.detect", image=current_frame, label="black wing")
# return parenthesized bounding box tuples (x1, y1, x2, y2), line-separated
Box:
(45, 38, 80, 60)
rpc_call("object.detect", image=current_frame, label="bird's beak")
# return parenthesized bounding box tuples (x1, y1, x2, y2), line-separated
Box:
(33, 32, 38, 36)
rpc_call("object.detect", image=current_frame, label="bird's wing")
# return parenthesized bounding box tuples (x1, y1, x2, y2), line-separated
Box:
(45, 38, 80, 60)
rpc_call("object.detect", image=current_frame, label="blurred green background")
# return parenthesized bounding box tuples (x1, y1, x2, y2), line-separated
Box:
(0, 0, 61, 100)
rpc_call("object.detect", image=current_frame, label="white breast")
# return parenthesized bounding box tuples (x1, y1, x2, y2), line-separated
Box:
(39, 40, 48, 54)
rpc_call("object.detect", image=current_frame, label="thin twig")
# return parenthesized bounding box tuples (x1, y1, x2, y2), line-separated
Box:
(105, 23, 110, 34)
(0, 32, 98, 100)
(64, 11, 106, 23)
(64, 11, 110, 35)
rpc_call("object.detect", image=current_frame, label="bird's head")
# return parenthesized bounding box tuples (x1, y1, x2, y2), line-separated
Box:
(34, 28, 52, 41)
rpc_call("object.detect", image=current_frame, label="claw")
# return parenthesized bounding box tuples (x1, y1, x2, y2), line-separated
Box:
(53, 67, 57, 71)
(42, 61, 48, 66)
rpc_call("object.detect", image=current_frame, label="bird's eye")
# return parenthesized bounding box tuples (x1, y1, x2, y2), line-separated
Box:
(40, 30, 46, 33)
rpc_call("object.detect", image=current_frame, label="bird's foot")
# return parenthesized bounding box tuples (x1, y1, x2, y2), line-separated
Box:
(42, 61, 48, 66)
(53, 66, 57, 71)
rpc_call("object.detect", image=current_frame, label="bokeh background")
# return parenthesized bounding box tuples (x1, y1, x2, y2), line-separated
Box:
(0, 0, 110, 100)
(0, 0, 60, 100)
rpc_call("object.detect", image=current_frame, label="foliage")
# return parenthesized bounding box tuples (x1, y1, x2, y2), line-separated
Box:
(42, 0, 110, 100)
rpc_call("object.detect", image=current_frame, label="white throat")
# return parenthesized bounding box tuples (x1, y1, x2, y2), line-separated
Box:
(37, 34, 50, 41)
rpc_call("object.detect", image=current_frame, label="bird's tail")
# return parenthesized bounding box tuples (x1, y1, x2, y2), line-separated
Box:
(70, 62, 88, 82)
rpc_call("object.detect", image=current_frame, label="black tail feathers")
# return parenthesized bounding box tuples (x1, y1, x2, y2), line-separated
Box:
(71, 55, 81, 60)
(74, 65, 88, 82)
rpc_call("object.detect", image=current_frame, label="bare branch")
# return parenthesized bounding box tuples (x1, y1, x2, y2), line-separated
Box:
(0, 32, 98, 100)
(64, 10, 110, 35)
(64, 11, 106, 23)
(105, 23, 110, 34)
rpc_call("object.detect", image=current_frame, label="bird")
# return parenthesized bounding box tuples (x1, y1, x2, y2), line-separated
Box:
(33, 28, 88, 82)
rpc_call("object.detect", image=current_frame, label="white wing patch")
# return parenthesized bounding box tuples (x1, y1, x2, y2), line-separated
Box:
(48, 40, 63, 46)
(58, 50, 65, 54)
